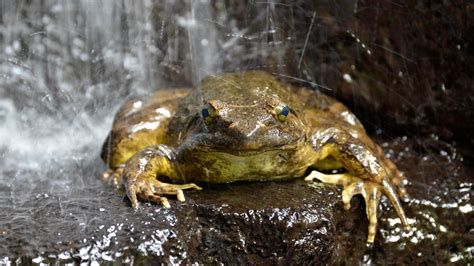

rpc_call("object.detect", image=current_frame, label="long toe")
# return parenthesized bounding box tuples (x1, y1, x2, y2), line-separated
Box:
(342, 181, 364, 211)
(364, 185, 381, 244)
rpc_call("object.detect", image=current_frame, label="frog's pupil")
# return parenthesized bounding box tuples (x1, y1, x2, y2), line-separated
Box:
(202, 108, 209, 117)
(281, 105, 289, 116)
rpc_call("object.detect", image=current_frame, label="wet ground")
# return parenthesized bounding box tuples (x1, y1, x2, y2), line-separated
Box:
(334, 136, 473, 265)
(0, 136, 472, 264)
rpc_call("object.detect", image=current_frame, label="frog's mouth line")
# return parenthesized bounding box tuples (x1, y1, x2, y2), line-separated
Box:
(189, 141, 307, 157)
(181, 132, 308, 157)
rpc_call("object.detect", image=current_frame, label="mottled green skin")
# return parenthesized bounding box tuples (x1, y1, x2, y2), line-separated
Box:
(102, 71, 409, 243)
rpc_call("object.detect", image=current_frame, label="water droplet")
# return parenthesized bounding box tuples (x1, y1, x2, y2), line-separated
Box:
(343, 73, 352, 83)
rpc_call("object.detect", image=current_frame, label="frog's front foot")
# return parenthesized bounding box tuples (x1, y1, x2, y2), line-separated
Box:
(305, 171, 409, 243)
(126, 177, 202, 209)
(121, 144, 202, 209)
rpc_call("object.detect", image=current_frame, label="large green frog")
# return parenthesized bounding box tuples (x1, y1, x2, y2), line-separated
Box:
(101, 71, 409, 243)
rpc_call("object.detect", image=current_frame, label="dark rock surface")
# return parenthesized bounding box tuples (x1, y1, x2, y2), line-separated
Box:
(0, 162, 341, 264)
(189, 181, 338, 264)
(332, 136, 473, 265)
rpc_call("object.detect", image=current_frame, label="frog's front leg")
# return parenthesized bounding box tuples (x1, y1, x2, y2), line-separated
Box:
(121, 145, 202, 208)
(305, 128, 409, 243)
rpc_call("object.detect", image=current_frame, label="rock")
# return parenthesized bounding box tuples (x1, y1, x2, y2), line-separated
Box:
(187, 181, 339, 264)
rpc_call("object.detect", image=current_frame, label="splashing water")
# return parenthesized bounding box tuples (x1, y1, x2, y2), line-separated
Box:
(0, 0, 312, 262)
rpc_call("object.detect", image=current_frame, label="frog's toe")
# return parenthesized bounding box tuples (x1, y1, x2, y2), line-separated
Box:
(148, 195, 171, 208)
(342, 181, 365, 210)
(176, 190, 185, 202)
(360, 183, 382, 244)
(126, 182, 140, 209)
(125, 178, 202, 209)
(330, 175, 382, 243)
(382, 159, 410, 202)
(155, 182, 202, 203)
(137, 186, 171, 208)
(305, 170, 384, 243)
(304, 170, 350, 184)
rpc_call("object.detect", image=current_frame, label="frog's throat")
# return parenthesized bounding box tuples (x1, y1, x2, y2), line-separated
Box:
(179, 142, 316, 183)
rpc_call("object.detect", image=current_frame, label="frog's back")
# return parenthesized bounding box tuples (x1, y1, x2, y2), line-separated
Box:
(288, 85, 366, 133)
(199, 71, 293, 105)
(101, 88, 190, 168)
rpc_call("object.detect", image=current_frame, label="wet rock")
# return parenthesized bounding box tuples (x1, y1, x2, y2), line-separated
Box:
(331, 136, 474, 265)
(187, 181, 338, 264)
(0, 160, 342, 264)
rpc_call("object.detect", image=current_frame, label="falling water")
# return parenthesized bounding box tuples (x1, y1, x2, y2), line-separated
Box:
(0, 0, 302, 262)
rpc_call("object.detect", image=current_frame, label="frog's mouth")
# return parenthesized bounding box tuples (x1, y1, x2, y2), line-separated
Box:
(184, 134, 307, 156)
(195, 146, 301, 157)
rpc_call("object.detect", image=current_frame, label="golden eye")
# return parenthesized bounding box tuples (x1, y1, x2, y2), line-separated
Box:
(275, 104, 290, 122)
(201, 104, 218, 125)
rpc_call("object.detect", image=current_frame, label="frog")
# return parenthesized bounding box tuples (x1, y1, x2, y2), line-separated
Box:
(101, 70, 409, 243)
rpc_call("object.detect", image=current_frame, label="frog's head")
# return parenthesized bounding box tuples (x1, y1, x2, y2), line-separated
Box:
(187, 71, 307, 154)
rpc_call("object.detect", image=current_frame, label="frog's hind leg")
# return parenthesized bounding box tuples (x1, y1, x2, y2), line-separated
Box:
(305, 171, 405, 243)
(373, 144, 409, 202)
(383, 157, 409, 202)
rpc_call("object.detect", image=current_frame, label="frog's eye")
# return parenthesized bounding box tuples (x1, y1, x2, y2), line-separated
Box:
(275, 104, 290, 122)
(201, 104, 218, 125)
